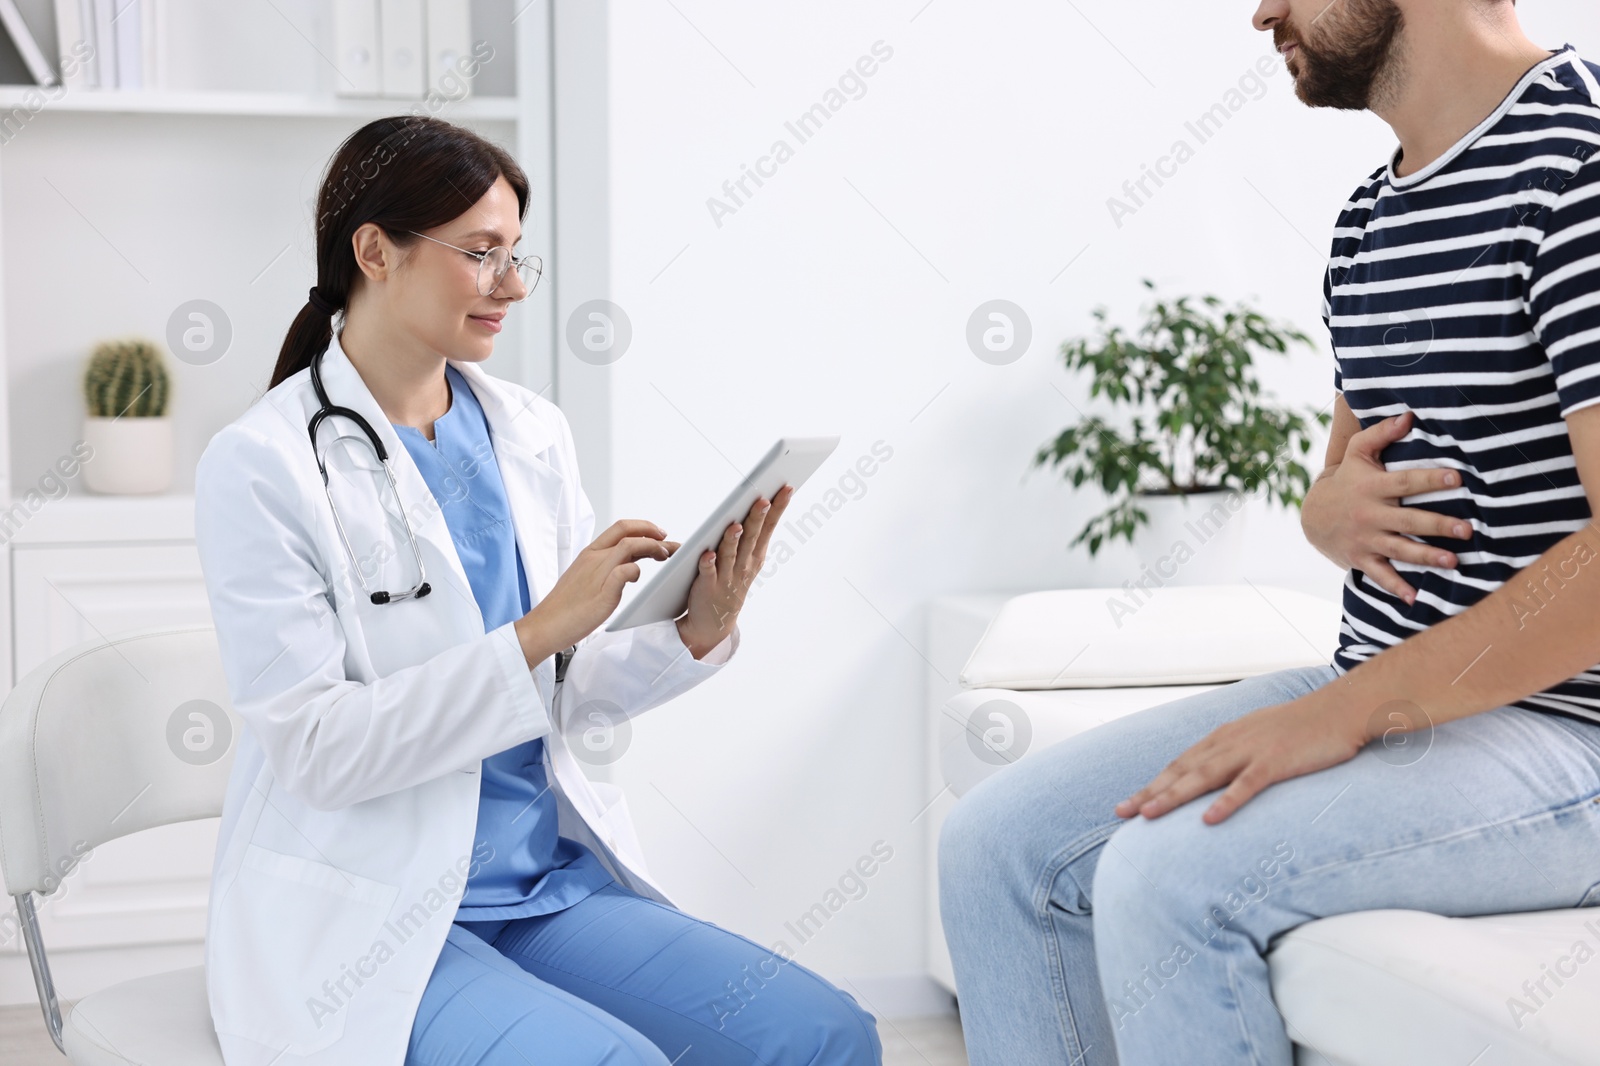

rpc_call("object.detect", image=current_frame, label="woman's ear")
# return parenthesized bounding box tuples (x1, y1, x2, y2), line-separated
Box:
(350, 222, 399, 285)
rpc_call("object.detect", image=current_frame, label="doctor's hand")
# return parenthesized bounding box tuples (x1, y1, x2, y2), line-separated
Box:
(513, 519, 675, 669)
(673, 484, 795, 659)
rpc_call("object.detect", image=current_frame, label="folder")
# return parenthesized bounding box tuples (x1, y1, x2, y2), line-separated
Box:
(424, 0, 469, 99)
(332, 0, 379, 96)
(140, 0, 156, 90)
(90, 0, 113, 87)
(112, 0, 137, 88)
(380, 0, 422, 97)
(71, 0, 95, 88)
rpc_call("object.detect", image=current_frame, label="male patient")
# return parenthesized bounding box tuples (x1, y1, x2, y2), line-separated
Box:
(939, 1, 1600, 1063)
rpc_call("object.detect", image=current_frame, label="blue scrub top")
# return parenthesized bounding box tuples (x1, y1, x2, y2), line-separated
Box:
(394, 364, 615, 920)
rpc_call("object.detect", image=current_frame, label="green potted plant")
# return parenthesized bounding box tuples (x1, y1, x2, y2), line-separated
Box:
(1035, 279, 1329, 579)
(82, 338, 173, 494)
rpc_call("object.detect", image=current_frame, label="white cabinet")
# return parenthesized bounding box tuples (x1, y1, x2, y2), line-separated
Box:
(6, 496, 209, 677)
(0, 496, 219, 1000)
(12, 543, 210, 677)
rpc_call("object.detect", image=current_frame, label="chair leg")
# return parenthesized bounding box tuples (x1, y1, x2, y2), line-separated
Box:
(14, 893, 65, 1053)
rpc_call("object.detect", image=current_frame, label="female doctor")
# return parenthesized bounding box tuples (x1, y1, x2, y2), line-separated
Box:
(193, 115, 883, 1066)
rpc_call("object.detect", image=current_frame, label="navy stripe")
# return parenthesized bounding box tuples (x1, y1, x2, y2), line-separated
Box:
(1324, 44, 1600, 725)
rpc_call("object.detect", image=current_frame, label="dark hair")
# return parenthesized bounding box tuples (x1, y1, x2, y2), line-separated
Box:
(271, 115, 529, 389)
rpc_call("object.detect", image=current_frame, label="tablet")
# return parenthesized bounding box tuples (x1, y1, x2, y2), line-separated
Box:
(605, 436, 841, 632)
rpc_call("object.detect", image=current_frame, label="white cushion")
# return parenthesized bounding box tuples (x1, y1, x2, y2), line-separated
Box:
(939, 685, 1222, 798)
(958, 584, 1343, 689)
(64, 965, 224, 1066)
(1269, 908, 1600, 1066)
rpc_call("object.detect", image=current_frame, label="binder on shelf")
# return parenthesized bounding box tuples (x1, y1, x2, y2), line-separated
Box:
(112, 0, 137, 88)
(0, 0, 59, 85)
(89, 0, 113, 88)
(379, 0, 421, 98)
(51, 0, 87, 88)
(332, 0, 379, 97)
(424, 0, 469, 99)
(139, 0, 158, 91)
(70, 0, 95, 88)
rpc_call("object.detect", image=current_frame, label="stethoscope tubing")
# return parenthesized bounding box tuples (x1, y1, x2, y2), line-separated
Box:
(304, 346, 577, 683)
(307, 347, 433, 605)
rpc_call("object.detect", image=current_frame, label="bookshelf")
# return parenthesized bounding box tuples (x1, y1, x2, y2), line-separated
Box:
(0, 85, 523, 117)
(0, 0, 568, 1005)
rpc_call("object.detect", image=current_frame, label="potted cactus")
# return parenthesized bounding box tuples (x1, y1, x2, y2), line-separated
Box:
(82, 338, 173, 494)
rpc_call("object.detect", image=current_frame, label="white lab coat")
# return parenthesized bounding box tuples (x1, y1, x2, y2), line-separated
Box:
(192, 330, 738, 1066)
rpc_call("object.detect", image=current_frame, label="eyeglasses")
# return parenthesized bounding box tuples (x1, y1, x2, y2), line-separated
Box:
(407, 230, 544, 301)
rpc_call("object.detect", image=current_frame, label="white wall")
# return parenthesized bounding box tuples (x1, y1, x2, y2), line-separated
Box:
(583, 0, 1600, 1004)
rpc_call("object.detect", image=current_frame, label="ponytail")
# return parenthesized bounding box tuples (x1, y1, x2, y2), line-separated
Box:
(273, 300, 337, 389)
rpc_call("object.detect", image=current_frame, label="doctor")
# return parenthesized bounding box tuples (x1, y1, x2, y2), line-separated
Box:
(193, 114, 882, 1066)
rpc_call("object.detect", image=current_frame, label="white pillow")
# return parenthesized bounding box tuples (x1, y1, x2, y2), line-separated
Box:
(958, 584, 1343, 689)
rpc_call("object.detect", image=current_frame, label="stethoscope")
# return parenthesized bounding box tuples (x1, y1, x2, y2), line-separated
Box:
(308, 347, 433, 606)
(306, 346, 578, 681)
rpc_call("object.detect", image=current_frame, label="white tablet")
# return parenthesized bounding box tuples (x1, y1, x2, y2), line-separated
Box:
(605, 436, 841, 632)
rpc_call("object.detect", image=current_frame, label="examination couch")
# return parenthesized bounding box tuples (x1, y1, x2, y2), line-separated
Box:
(924, 585, 1600, 1066)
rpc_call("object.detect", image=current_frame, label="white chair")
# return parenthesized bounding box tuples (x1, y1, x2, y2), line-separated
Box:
(927, 586, 1600, 1066)
(0, 626, 235, 1064)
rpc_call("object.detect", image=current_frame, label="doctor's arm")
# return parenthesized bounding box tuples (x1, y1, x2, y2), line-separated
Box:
(542, 405, 775, 736)
(195, 423, 556, 812)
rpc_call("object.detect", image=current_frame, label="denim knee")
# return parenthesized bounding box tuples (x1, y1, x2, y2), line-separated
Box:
(1091, 807, 1298, 944)
(939, 769, 1047, 884)
(938, 781, 1001, 887)
(1091, 815, 1184, 926)
(940, 763, 1108, 918)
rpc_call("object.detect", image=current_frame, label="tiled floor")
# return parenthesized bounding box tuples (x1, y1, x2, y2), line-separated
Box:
(0, 1001, 969, 1065)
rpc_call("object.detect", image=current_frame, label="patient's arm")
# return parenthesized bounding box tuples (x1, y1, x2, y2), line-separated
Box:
(1300, 394, 1473, 604)
(1120, 403, 1600, 825)
(1324, 400, 1600, 726)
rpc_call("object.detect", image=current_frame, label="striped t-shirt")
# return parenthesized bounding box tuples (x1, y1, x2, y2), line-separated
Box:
(1323, 43, 1600, 725)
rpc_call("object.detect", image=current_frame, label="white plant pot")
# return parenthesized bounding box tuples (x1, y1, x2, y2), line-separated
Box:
(81, 416, 174, 495)
(1131, 488, 1250, 586)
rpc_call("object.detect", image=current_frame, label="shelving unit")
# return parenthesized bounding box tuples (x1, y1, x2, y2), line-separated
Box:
(0, 0, 564, 1006)
(0, 86, 522, 118)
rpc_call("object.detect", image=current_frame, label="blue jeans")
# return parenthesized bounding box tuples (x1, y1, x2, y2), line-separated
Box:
(938, 664, 1600, 1066)
(406, 882, 883, 1065)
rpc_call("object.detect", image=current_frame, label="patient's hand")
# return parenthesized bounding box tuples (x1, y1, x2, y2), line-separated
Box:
(1300, 410, 1472, 605)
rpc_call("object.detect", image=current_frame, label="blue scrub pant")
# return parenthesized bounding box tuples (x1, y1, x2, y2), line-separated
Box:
(405, 882, 883, 1066)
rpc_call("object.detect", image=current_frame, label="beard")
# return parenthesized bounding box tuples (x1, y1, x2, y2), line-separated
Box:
(1278, 0, 1406, 111)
